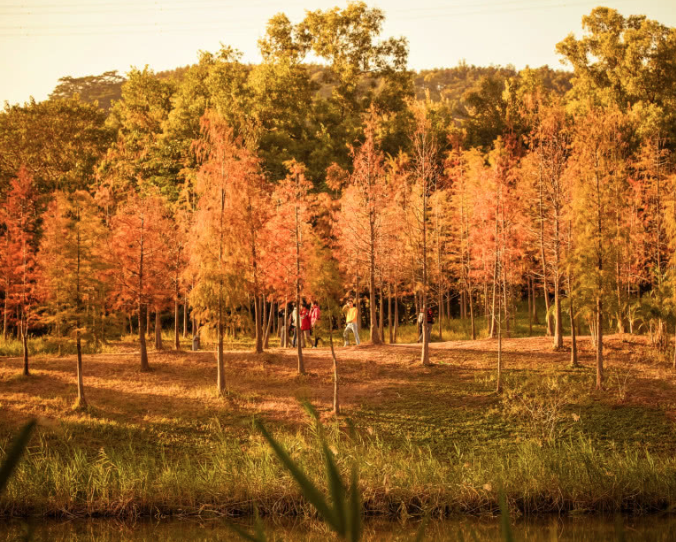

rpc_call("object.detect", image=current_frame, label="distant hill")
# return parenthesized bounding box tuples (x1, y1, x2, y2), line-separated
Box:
(48, 63, 572, 112)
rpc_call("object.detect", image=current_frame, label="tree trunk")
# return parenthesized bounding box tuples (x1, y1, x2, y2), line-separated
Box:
(570, 295, 578, 367)
(438, 284, 443, 341)
(2, 290, 7, 341)
(139, 303, 149, 372)
(388, 283, 393, 344)
(496, 305, 503, 394)
(254, 294, 263, 354)
(378, 280, 384, 341)
(527, 276, 533, 336)
(673, 326, 676, 371)
(146, 308, 151, 340)
(155, 309, 163, 350)
(75, 330, 87, 409)
(596, 297, 603, 390)
(174, 299, 180, 350)
(263, 300, 274, 349)
(531, 278, 540, 325)
(21, 318, 29, 376)
(183, 297, 188, 339)
(369, 264, 381, 345)
(217, 313, 225, 396)
(282, 299, 288, 348)
(329, 314, 339, 416)
(421, 175, 430, 366)
(553, 274, 563, 349)
(469, 287, 476, 340)
(393, 286, 399, 343)
(295, 173, 305, 374)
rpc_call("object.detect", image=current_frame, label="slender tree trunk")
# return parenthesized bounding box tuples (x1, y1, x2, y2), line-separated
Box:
(147, 308, 151, 340)
(378, 278, 384, 341)
(672, 326, 676, 371)
(369, 244, 381, 344)
(216, 184, 226, 396)
(527, 276, 533, 336)
(393, 285, 399, 343)
(2, 288, 7, 341)
(329, 314, 339, 416)
(263, 300, 273, 349)
(155, 309, 163, 350)
(129, 313, 133, 336)
(497, 303, 503, 394)
(447, 291, 451, 327)
(570, 295, 578, 367)
(596, 297, 603, 390)
(282, 298, 288, 348)
(295, 173, 305, 374)
(254, 294, 263, 354)
(217, 312, 225, 395)
(139, 303, 149, 371)
(531, 278, 540, 324)
(21, 317, 29, 376)
(388, 283, 393, 344)
(183, 296, 188, 339)
(75, 329, 86, 408)
(421, 166, 430, 366)
(438, 285, 443, 341)
(174, 299, 180, 350)
(469, 287, 476, 340)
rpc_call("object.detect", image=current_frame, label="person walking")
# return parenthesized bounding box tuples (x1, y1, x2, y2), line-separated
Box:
(300, 303, 311, 348)
(290, 302, 298, 347)
(418, 307, 434, 342)
(310, 300, 321, 348)
(343, 299, 360, 346)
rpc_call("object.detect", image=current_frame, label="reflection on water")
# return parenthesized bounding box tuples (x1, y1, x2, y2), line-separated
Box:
(1, 516, 675, 541)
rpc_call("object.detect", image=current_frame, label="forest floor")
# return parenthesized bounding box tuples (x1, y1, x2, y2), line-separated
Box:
(1, 331, 676, 518)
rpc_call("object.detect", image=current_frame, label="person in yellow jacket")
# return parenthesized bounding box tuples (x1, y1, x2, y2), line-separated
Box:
(343, 299, 360, 346)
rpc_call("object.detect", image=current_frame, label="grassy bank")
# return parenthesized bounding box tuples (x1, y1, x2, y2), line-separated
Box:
(1, 330, 676, 519)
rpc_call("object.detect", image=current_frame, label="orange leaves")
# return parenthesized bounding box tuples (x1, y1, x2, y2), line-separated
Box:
(109, 191, 173, 312)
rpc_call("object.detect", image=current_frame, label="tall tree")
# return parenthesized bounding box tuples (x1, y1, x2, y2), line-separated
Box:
(110, 191, 171, 372)
(1, 168, 40, 375)
(39, 191, 107, 408)
(410, 102, 439, 366)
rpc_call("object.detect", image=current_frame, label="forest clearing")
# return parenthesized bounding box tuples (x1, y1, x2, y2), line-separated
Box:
(2, 328, 676, 519)
(2, 2, 676, 539)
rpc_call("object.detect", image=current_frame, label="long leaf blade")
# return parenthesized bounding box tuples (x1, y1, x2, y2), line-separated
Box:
(0, 420, 36, 496)
(255, 419, 339, 531)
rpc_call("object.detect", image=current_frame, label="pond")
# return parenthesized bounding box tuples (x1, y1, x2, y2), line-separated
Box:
(1, 516, 675, 541)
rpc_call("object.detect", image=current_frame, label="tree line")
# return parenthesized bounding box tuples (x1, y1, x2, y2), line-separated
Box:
(2, 5, 676, 401)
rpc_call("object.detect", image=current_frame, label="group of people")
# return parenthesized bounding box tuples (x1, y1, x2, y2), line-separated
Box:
(282, 298, 435, 348)
(282, 298, 362, 348)
(286, 301, 321, 348)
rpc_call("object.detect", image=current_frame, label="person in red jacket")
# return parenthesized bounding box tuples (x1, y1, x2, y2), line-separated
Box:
(310, 300, 321, 348)
(300, 303, 312, 348)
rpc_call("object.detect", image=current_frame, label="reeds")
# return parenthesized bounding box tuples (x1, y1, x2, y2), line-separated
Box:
(2, 419, 674, 519)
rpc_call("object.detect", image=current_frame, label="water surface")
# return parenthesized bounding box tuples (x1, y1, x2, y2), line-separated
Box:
(2, 516, 675, 541)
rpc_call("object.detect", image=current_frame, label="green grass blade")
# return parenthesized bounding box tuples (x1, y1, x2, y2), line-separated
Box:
(228, 523, 266, 542)
(347, 465, 362, 542)
(255, 419, 339, 531)
(0, 420, 36, 496)
(413, 512, 430, 542)
(323, 442, 347, 536)
(498, 492, 515, 542)
(227, 506, 268, 542)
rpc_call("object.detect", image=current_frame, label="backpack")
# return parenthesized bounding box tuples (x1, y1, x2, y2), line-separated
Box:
(426, 309, 434, 324)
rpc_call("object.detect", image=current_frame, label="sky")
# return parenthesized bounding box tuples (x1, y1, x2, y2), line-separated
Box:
(1, 0, 675, 106)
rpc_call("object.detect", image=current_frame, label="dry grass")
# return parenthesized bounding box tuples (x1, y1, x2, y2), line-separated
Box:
(1, 331, 676, 518)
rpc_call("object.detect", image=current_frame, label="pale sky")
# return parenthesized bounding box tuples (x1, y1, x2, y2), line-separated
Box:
(1, 0, 675, 106)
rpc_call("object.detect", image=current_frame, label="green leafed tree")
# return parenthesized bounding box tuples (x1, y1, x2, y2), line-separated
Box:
(39, 191, 108, 408)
